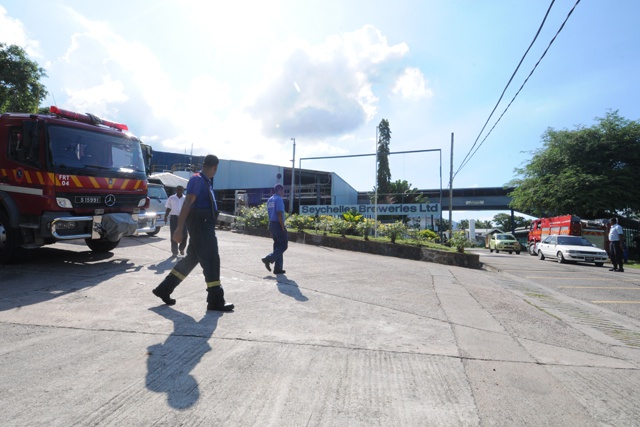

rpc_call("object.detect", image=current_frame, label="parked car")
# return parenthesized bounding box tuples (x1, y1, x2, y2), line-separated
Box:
(138, 183, 168, 236)
(488, 233, 521, 254)
(537, 235, 608, 266)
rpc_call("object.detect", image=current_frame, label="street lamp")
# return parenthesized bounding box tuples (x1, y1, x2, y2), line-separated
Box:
(289, 137, 296, 213)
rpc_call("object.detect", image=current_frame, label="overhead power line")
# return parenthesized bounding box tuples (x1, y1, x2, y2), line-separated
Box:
(454, 0, 581, 181)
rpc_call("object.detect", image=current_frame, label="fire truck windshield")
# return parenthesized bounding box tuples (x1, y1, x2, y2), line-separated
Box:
(47, 125, 146, 176)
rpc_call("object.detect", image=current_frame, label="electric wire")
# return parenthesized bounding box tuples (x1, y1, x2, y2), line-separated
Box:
(453, 0, 581, 182)
(455, 0, 556, 177)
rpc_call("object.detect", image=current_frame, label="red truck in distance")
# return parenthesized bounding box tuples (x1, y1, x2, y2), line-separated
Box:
(527, 214, 607, 256)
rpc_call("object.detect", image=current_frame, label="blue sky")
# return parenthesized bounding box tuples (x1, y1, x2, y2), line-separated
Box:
(2, 1, 639, 221)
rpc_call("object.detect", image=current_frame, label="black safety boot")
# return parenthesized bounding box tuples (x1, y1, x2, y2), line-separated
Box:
(207, 286, 234, 312)
(153, 275, 180, 305)
(153, 288, 176, 305)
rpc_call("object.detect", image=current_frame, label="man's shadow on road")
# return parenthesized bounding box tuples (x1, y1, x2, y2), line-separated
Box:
(147, 256, 177, 275)
(146, 306, 222, 410)
(265, 274, 308, 302)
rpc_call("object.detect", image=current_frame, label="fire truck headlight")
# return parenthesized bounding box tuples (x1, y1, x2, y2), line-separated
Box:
(56, 198, 73, 208)
(138, 198, 147, 208)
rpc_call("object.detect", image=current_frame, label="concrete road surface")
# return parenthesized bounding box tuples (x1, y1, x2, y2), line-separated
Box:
(1, 228, 639, 426)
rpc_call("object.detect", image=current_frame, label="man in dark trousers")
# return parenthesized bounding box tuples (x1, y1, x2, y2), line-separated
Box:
(261, 184, 288, 274)
(608, 217, 624, 273)
(165, 185, 188, 256)
(152, 155, 234, 311)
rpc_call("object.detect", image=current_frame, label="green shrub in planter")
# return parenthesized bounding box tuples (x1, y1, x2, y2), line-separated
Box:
(355, 218, 379, 240)
(238, 203, 269, 229)
(379, 221, 407, 244)
(286, 214, 313, 233)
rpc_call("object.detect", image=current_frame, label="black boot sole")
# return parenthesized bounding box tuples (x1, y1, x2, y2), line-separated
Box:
(152, 288, 176, 305)
(207, 303, 235, 312)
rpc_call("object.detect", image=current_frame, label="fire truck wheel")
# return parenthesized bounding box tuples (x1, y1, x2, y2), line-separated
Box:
(85, 238, 120, 253)
(0, 210, 20, 264)
(557, 252, 566, 263)
(529, 243, 537, 256)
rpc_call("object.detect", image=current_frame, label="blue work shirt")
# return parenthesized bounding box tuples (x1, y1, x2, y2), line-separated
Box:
(186, 172, 218, 211)
(267, 193, 285, 222)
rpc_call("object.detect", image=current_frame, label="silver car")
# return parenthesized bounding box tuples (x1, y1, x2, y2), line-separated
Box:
(137, 183, 168, 236)
(537, 235, 608, 266)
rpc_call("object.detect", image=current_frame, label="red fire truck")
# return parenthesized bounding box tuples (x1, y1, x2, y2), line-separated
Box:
(527, 214, 607, 255)
(0, 106, 152, 263)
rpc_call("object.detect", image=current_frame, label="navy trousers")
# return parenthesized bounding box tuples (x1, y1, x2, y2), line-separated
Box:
(156, 210, 226, 305)
(266, 221, 288, 272)
(169, 215, 188, 255)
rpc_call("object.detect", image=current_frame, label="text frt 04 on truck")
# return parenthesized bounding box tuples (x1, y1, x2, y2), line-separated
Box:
(0, 106, 153, 263)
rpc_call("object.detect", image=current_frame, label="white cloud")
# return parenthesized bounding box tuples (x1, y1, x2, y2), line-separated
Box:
(392, 67, 433, 99)
(248, 25, 411, 140)
(64, 75, 128, 117)
(0, 5, 41, 57)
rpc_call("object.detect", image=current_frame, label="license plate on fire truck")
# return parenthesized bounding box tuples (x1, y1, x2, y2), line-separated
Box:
(75, 196, 101, 204)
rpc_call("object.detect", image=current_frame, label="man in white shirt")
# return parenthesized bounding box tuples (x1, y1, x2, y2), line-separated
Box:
(165, 185, 188, 256)
(608, 217, 624, 272)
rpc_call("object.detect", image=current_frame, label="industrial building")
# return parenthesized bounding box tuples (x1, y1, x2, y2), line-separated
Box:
(149, 150, 358, 214)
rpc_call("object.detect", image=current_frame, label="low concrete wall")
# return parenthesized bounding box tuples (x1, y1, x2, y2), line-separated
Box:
(239, 228, 481, 269)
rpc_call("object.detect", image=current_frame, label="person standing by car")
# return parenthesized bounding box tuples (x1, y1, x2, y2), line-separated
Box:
(261, 184, 288, 274)
(165, 185, 188, 257)
(608, 217, 624, 272)
(153, 155, 234, 312)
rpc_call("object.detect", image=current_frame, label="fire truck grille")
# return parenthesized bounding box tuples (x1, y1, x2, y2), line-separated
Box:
(63, 193, 143, 209)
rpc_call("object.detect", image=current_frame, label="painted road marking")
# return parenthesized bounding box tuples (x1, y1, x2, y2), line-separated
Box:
(559, 286, 640, 290)
(526, 276, 640, 284)
(592, 301, 640, 304)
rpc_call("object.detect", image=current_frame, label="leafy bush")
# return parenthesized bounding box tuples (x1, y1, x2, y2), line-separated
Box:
(286, 214, 314, 232)
(316, 215, 334, 235)
(355, 218, 378, 241)
(379, 221, 407, 244)
(408, 227, 439, 244)
(238, 203, 269, 228)
(449, 231, 470, 253)
(331, 218, 352, 238)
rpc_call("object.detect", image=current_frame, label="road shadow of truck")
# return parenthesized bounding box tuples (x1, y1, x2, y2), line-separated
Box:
(0, 245, 142, 312)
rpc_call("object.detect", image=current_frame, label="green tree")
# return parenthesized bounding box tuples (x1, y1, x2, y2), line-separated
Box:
(509, 111, 640, 218)
(376, 119, 392, 199)
(387, 179, 426, 204)
(458, 219, 492, 229)
(0, 43, 48, 113)
(436, 218, 450, 232)
(472, 220, 493, 229)
(492, 213, 531, 232)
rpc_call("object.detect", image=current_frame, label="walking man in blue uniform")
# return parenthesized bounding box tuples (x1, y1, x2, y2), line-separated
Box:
(261, 184, 288, 274)
(153, 155, 234, 311)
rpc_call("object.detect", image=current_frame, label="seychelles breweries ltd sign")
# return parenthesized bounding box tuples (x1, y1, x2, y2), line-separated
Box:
(300, 203, 441, 216)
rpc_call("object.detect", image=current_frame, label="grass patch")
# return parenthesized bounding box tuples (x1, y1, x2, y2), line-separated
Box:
(302, 229, 459, 253)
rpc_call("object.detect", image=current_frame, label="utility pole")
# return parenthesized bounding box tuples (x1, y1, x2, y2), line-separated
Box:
(289, 138, 296, 214)
(374, 126, 379, 237)
(449, 132, 454, 241)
